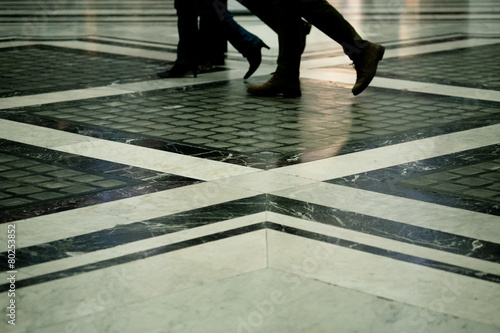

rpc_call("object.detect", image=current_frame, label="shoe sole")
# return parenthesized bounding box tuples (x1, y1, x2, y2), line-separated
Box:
(352, 45, 385, 96)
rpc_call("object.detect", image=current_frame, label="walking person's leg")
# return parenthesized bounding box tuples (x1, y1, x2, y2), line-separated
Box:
(157, 0, 200, 78)
(247, 0, 384, 96)
(293, 0, 385, 95)
(208, 0, 270, 79)
(245, 0, 308, 97)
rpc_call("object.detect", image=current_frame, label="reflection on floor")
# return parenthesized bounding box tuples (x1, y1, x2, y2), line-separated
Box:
(0, 0, 499, 332)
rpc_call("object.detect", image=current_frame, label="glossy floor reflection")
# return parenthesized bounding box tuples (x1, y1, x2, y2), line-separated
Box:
(0, 0, 499, 332)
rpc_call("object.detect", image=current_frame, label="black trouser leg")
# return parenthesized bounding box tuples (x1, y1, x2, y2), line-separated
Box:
(240, 0, 304, 78)
(174, 0, 200, 66)
(294, 0, 366, 60)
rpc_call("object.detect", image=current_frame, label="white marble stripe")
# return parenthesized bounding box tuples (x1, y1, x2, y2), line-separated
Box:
(0, 86, 138, 110)
(0, 119, 258, 181)
(13, 212, 267, 281)
(41, 40, 175, 61)
(26, 268, 500, 333)
(301, 38, 500, 69)
(0, 230, 268, 332)
(51, 136, 258, 182)
(0, 41, 39, 49)
(0, 67, 249, 110)
(0, 38, 175, 53)
(342, 14, 500, 20)
(340, 8, 500, 13)
(0, 1, 171, 4)
(301, 69, 500, 102)
(270, 182, 500, 243)
(0, 182, 261, 248)
(213, 170, 318, 195)
(1, 10, 175, 15)
(273, 124, 500, 181)
(383, 37, 500, 60)
(0, 17, 178, 23)
(0, 119, 98, 147)
(268, 230, 500, 328)
(300, 31, 451, 57)
(267, 212, 500, 276)
(86, 35, 177, 48)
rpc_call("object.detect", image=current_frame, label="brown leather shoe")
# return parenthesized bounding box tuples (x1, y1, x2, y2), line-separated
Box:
(247, 73, 301, 98)
(352, 42, 385, 96)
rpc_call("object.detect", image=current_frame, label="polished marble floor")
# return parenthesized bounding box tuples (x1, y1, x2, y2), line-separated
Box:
(1, 0, 500, 332)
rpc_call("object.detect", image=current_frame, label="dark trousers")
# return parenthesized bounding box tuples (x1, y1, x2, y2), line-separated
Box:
(242, 0, 365, 78)
(174, 0, 262, 66)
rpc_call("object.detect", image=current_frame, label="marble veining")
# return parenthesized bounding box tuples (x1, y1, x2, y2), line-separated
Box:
(0, 139, 202, 222)
(0, 223, 265, 292)
(327, 144, 500, 214)
(266, 223, 500, 284)
(0, 195, 267, 269)
(267, 195, 500, 263)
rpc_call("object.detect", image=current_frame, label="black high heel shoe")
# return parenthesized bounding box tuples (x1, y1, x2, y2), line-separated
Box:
(244, 41, 270, 80)
(157, 63, 198, 78)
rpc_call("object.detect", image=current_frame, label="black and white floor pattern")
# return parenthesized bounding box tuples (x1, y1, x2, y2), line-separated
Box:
(0, 0, 499, 332)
